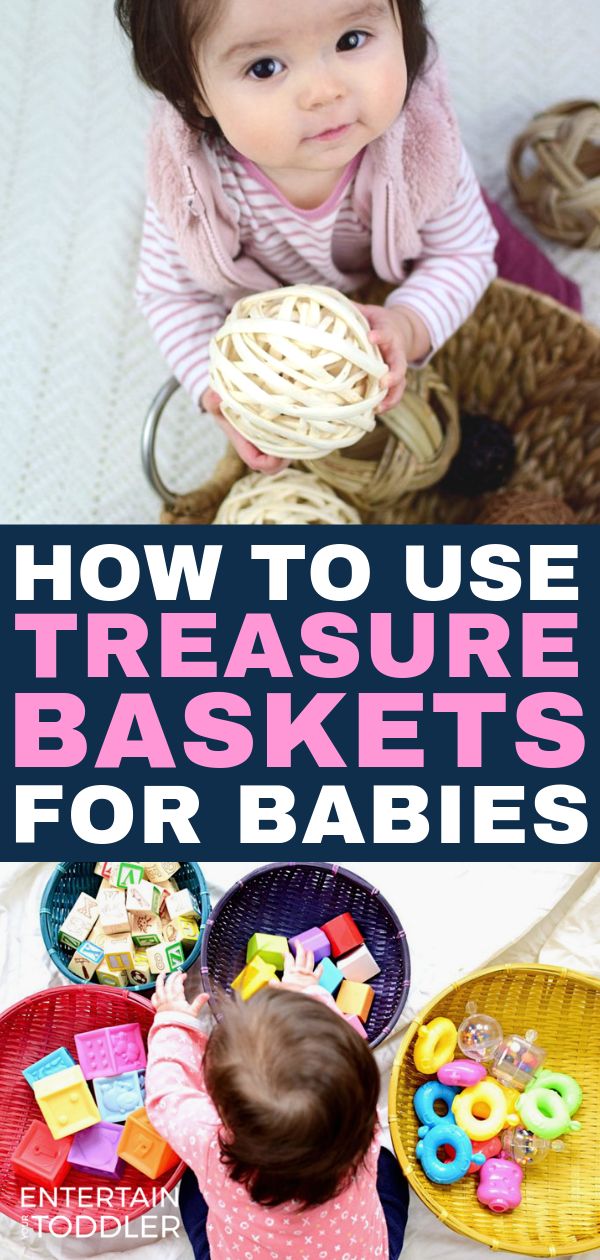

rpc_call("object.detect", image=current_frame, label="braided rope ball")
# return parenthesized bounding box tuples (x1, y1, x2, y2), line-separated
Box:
(509, 99, 600, 248)
(209, 284, 387, 460)
(476, 491, 576, 525)
(212, 468, 362, 525)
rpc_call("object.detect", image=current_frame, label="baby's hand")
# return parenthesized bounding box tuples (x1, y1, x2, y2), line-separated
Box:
(201, 387, 289, 475)
(273, 941, 324, 993)
(152, 970, 209, 1018)
(355, 304, 431, 412)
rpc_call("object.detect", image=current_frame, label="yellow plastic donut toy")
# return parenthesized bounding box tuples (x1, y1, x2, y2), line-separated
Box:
(452, 1077, 510, 1141)
(413, 1017, 458, 1075)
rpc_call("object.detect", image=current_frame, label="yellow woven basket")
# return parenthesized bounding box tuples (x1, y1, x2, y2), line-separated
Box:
(389, 963, 600, 1256)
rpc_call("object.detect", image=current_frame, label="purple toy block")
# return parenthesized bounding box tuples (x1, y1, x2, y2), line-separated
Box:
(75, 1023, 147, 1079)
(288, 927, 331, 964)
(67, 1122, 125, 1180)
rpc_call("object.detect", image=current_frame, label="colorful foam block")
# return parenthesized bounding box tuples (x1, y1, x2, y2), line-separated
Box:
(318, 956, 344, 996)
(11, 1120, 73, 1190)
(75, 1022, 147, 1079)
(23, 1047, 76, 1088)
(68, 939, 105, 980)
(246, 933, 289, 970)
(138, 1070, 146, 1101)
(117, 1107, 180, 1179)
(288, 927, 331, 964)
(94, 1070, 145, 1122)
(343, 1014, 369, 1039)
(321, 913, 364, 958)
(336, 979, 374, 1023)
(232, 956, 277, 999)
(336, 943, 380, 984)
(33, 1066, 101, 1139)
(67, 1121, 125, 1179)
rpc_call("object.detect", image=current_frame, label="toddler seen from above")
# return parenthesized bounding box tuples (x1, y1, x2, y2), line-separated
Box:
(145, 947, 409, 1258)
(116, 0, 497, 476)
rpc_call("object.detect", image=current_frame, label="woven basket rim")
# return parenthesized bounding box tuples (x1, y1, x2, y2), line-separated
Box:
(199, 861, 411, 1047)
(450, 277, 600, 339)
(389, 962, 600, 1256)
(39, 860, 211, 992)
(0, 985, 186, 1229)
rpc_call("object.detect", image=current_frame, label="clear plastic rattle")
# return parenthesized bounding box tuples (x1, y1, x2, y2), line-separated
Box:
(501, 1125, 565, 1166)
(457, 1002, 503, 1063)
(491, 1029, 546, 1090)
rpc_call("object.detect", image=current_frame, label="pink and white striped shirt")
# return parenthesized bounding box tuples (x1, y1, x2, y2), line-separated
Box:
(136, 139, 497, 409)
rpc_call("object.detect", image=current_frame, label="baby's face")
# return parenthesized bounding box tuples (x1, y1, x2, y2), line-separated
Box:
(197, 0, 407, 181)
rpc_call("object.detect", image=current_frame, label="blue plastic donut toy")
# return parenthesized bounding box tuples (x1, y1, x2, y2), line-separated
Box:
(416, 1119, 483, 1184)
(414, 1080, 460, 1132)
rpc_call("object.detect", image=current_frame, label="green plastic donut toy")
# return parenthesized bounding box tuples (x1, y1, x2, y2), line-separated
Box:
(517, 1084, 581, 1140)
(527, 1068, 583, 1117)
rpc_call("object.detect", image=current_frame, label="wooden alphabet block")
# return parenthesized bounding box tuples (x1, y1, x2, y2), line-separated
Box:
(128, 910, 162, 947)
(68, 940, 105, 981)
(162, 916, 199, 951)
(146, 942, 185, 974)
(58, 910, 93, 950)
(143, 862, 181, 884)
(111, 861, 145, 888)
(94, 862, 114, 878)
(165, 889, 201, 921)
(103, 933, 135, 972)
(99, 897, 131, 936)
(96, 965, 129, 987)
(126, 951, 152, 986)
(126, 879, 162, 915)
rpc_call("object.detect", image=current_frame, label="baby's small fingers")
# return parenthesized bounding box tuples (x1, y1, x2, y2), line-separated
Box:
(314, 963, 323, 981)
(304, 949, 315, 974)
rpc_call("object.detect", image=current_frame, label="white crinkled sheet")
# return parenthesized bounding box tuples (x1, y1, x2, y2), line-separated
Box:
(0, 861, 598, 1260)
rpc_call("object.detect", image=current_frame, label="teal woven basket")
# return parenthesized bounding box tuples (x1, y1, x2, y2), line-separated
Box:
(40, 861, 210, 992)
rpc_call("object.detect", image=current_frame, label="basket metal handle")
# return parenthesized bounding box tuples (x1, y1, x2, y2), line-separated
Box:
(140, 376, 182, 507)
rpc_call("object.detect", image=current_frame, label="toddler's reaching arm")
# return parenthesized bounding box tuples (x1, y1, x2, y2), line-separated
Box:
(144, 972, 218, 1175)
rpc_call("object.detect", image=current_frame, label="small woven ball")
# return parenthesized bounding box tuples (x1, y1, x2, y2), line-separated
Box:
(209, 284, 386, 460)
(212, 469, 362, 525)
(441, 413, 516, 496)
(509, 100, 600, 248)
(476, 491, 576, 526)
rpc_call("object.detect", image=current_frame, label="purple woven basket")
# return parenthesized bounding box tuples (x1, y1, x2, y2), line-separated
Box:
(199, 863, 410, 1047)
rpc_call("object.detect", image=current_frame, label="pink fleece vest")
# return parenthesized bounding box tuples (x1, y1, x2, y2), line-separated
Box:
(147, 53, 461, 302)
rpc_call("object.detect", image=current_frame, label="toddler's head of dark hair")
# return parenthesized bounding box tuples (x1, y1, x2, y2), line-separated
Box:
(203, 987, 380, 1209)
(114, 0, 430, 135)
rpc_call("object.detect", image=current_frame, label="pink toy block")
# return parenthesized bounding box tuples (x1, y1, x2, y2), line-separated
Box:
(68, 1122, 125, 1180)
(74, 1022, 146, 1080)
(11, 1120, 72, 1191)
(477, 1156, 523, 1212)
(288, 927, 331, 964)
(343, 1014, 369, 1040)
(320, 913, 364, 958)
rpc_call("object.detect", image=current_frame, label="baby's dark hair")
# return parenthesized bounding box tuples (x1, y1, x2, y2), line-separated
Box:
(114, 0, 431, 135)
(202, 987, 380, 1209)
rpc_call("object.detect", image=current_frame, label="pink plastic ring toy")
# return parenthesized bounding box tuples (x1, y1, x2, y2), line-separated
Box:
(438, 1059, 487, 1087)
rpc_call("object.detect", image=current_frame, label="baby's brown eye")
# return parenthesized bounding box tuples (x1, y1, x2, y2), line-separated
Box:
(337, 30, 369, 52)
(248, 57, 283, 80)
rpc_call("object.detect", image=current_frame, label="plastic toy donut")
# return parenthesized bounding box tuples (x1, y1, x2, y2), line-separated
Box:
(517, 1084, 582, 1140)
(438, 1058, 487, 1087)
(414, 1017, 458, 1075)
(416, 1119, 483, 1184)
(527, 1069, 583, 1117)
(452, 1077, 511, 1141)
(414, 1080, 460, 1131)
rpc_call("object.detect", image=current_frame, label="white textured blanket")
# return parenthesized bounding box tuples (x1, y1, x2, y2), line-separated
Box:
(1, 860, 598, 1260)
(2, 1, 600, 524)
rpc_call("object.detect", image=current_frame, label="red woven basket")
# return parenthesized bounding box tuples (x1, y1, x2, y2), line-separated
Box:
(0, 987, 185, 1233)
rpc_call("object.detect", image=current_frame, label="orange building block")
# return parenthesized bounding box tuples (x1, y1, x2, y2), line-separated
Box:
(117, 1107, 180, 1179)
(336, 979, 374, 1023)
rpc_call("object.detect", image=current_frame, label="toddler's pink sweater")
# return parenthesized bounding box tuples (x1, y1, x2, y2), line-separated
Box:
(146, 1006, 389, 1259)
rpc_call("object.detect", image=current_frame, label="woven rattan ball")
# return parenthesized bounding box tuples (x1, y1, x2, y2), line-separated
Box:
(212, 469, 362, 525)
(209, 284, 387, 460)
(299, 367, 459, 512)
(476, 491, 576, 525)
(509, 100, 600, 248)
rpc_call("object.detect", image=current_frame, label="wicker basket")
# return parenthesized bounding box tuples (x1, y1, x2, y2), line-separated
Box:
(389, 963, 600, 1256)
(199, 862, 410, 1046)
(40, 861, 210, 992)
(0, 986, 184, 1231)
(155, 280, 600, 526)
